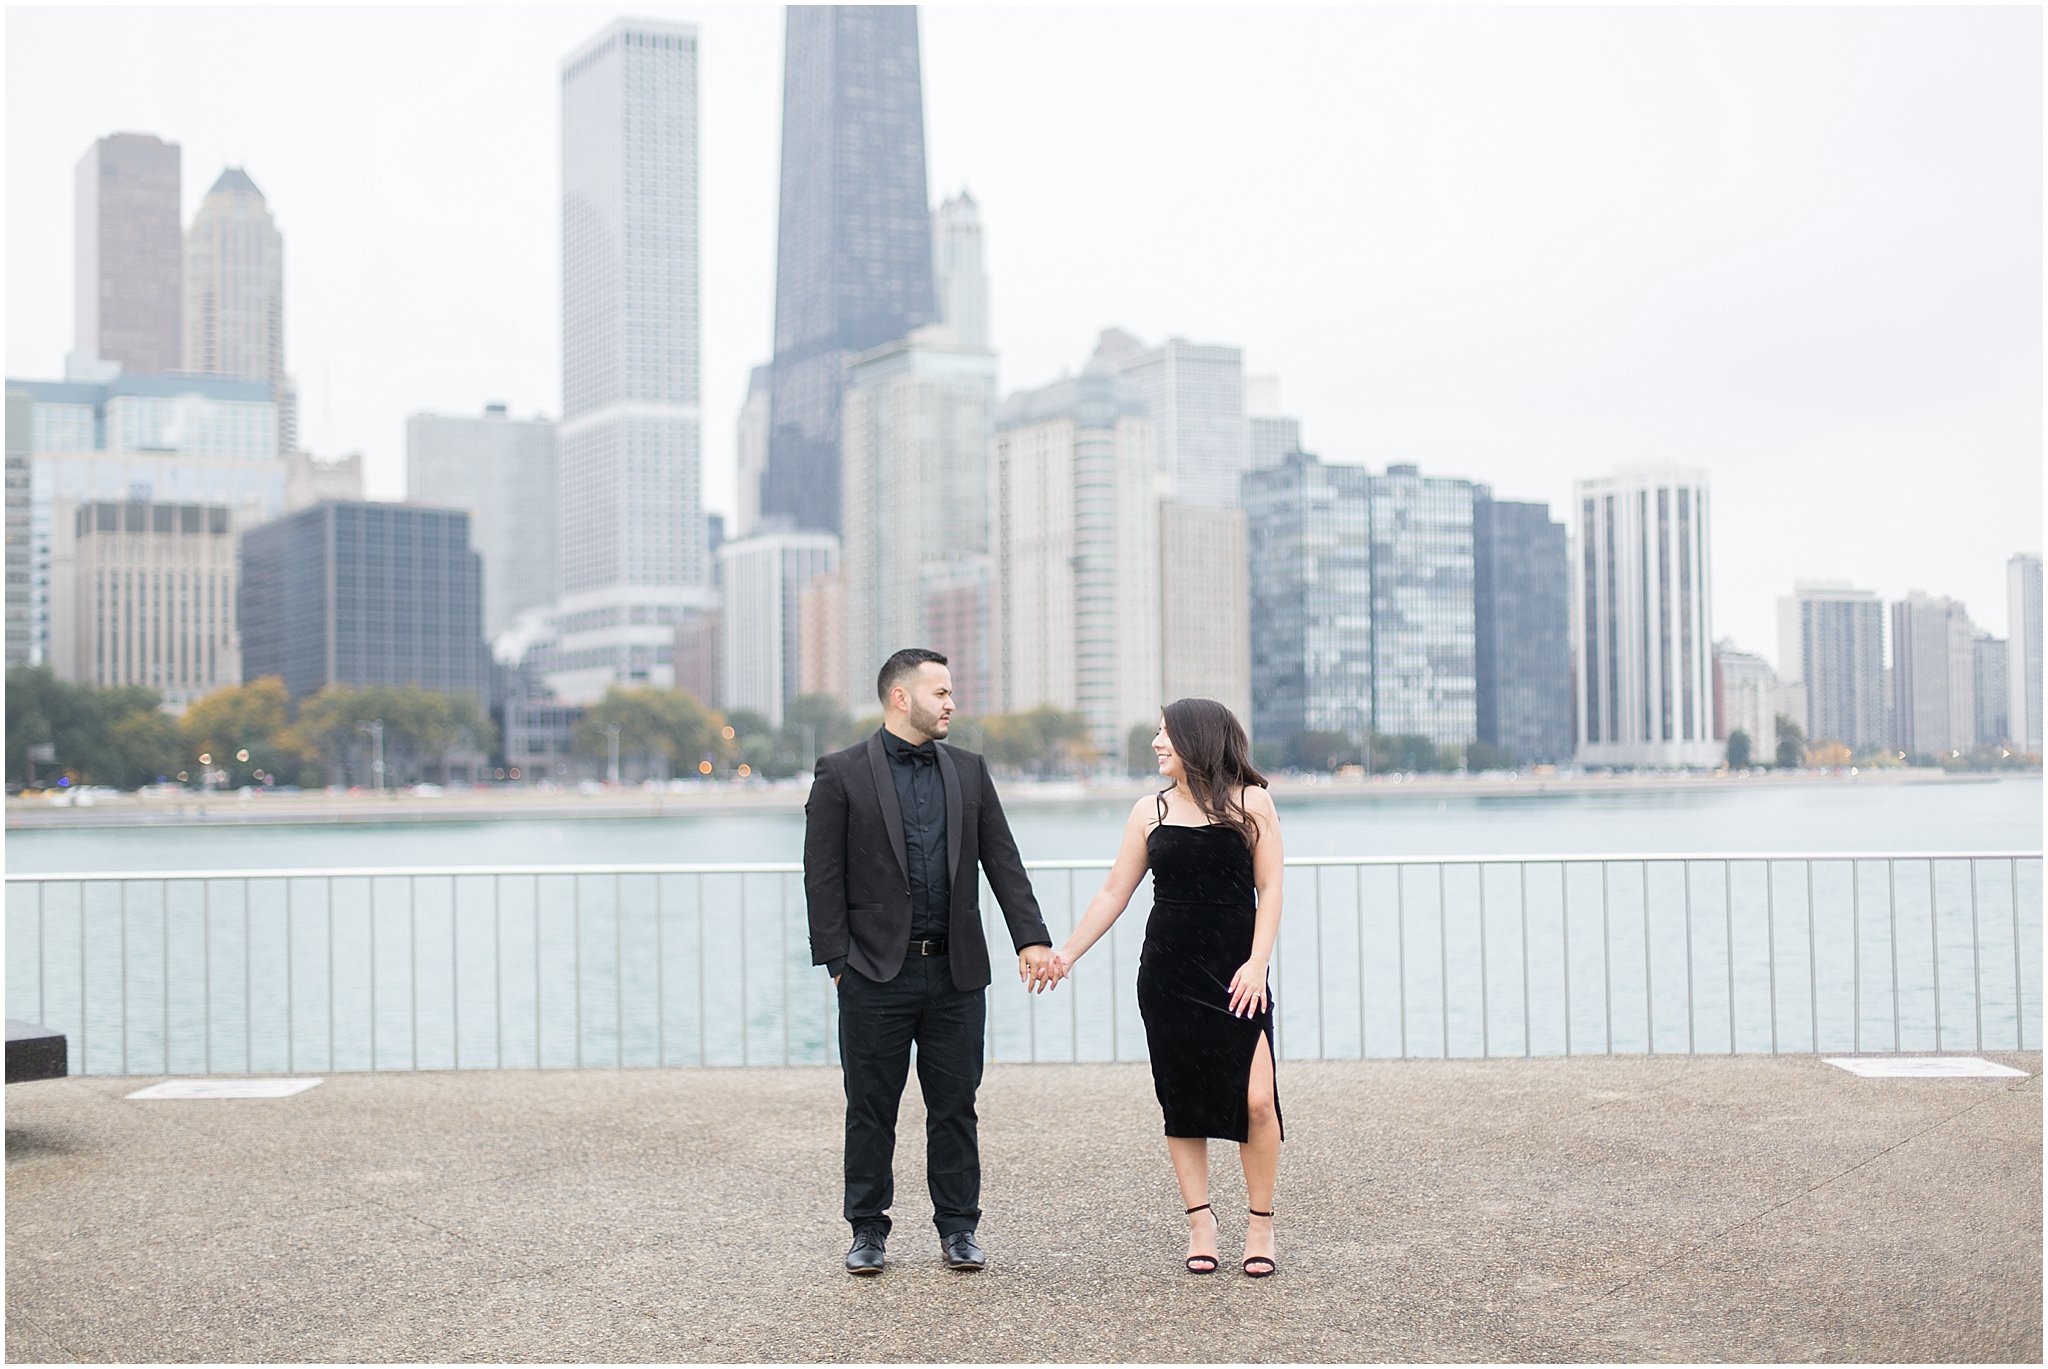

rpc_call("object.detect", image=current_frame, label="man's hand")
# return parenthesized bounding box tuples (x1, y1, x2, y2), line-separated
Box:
(1018, 944, 1057, 993)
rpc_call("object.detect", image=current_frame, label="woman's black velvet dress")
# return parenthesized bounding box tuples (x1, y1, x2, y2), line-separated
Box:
(1136, 813, 1283, 1143)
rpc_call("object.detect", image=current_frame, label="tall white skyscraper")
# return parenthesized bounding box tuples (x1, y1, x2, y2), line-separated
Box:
(839, 323, 996, 714)
(1245, 374, 1300, 475)
(554, 18, 709, 703)
(1096, 329, 1250, 510)
(933, 189, 989, 351)
(74, 133, 182, 376)
(719, 530, 839, 726)
(407, 404, 558, 641)
(1572, 465, 1718, 767)
(1891, 592, 1976, 757)
(2009, 553, 2043, 751)
(1159, 502, 1251, 735)
(184, 168, 295, 452)
(733, 365, 770, 540)
(1776, 580, 1888, 753)
(992, 344, 1160, 759)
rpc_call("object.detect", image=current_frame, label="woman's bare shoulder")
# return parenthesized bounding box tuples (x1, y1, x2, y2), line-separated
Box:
(1242, 785, 1279, 816)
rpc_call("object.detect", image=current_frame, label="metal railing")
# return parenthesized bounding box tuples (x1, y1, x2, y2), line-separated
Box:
(5, 853, 2039, 1076)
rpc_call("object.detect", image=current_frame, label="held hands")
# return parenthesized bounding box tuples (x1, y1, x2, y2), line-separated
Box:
(1017, 945, 1073, 994)
(1226, 958, 1270, 1018)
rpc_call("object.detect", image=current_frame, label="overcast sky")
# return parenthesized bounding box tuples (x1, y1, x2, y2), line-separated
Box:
(6, 3, 2040, 669)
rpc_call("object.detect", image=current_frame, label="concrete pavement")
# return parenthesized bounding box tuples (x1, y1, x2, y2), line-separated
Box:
(5, 1054, 2039, 1362)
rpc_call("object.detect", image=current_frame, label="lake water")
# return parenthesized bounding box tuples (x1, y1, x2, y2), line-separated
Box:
(6, 777, 2040, 1076)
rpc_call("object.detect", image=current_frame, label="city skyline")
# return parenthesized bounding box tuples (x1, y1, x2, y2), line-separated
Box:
(5, 5, 2039, 670)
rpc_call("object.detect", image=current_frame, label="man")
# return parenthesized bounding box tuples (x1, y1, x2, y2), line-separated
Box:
(805, 648, 1057, 1276)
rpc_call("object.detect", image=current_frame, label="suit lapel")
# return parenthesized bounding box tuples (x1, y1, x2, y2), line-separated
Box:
(935, 743, 963, 886)
(866, 732, 910, 881)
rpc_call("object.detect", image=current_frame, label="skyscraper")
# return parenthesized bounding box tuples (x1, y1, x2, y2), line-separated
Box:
(2009, 553, 2043, 751)
(1370, 464, 1477, 750)
(406, 404, 557, 640)
(1712, 642, 1777, 759)
(74, 133, 182, 375)
(556, 18, 709, 702)
(1890, 592, 1975, 757)
(184, 168, 296, 452)
(5, 387, 29, 667)
(1777, 581, 1888, 753)
(1571, 466, 1718, 767)
(1097, 329, 1250, 510)
(1243, 451, 1373, 758)
(992, 343, 1160, 756)
(762, 5, 936, 536)
(1973, 632, 2009, 747)
(839, 325, 996, 714)
(1474, 493, 1571, 765)
(70, 499, 239, 708)
(933, 189, 989, 350)
(239, 501, 487, 709)
(719, 530, 839, 726)
(733, 365, 770, 540)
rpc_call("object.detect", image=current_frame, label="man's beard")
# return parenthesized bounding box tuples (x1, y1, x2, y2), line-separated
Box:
(909, 700, 949, 740)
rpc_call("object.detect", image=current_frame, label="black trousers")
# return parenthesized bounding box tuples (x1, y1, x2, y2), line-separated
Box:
(837, 951, 985, 1238)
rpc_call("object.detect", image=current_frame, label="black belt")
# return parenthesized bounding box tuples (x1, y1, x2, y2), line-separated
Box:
(906, 938, 949, 956)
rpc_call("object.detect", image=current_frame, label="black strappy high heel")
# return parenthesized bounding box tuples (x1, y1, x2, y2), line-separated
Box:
(1243, 1208, 1276, 1278)
(1183, 1203, 1218, 1274)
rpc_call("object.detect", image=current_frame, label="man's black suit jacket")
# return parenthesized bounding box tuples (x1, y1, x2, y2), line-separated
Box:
(805, 731, 1049, 991)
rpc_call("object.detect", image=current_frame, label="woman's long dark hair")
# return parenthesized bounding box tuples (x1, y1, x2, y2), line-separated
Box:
(1161, 697, 1268, 849)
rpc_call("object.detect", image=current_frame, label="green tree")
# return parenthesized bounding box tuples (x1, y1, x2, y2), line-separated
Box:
(1373, 733, 1442, 774)
(1285, 730, 1355, 772)
(1466, 741, 1513, 772)
(1725, 728, 1752, 769)
(980, 707, 1093, 776)
(287, 684, 496, 787)
(575, 686, 721, 781)
(5, 667, 178, 788)
(181, 677, 301, 785)
(1773, 714, 1805, 770)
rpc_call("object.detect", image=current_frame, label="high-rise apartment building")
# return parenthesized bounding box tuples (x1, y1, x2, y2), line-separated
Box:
(1711, 641, 1776, 757)
(933, 189, 989, 351)
(719, 530, 839, 726)
(5, 387, 30, 667)
(1096, 329, 1250, 510)
(1973, 633, 2009, 747)
(1474, 493, 1571, 765)
(1243, 451, 1373, 755)
(183, 168, 296, 452)
(75, 133, 182, 375)
(1159, 503, 1252, 736)
(1776, 581, 1889, 754)
(239, 501, 487, 708)
(1572, 466, 1718, 767)
(733, 365, 770, 540)
(762, 5, 936, 537)
(406, 404, 557, 640)
(555, 18, 710, 702)
(70, 499, 239, 708)
(840, 325, 996, 714)
(1890, 592, 1976, 757)
(1370, 465, 1477, 750)
(992, 349, 1160, 757)
(2009, 553, 2043, 751)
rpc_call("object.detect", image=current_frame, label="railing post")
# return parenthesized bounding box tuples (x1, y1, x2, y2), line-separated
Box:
(1641, 861, 1653, 1057)
(1928, 859, 1942, 1053)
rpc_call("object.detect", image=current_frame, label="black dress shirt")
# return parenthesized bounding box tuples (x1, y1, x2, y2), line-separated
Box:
(881, 729, 951, 939)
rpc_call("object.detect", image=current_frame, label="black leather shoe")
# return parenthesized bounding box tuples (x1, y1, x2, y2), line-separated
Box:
(940, 1230, 985, 1272)
(845, 1228, 886, 1276)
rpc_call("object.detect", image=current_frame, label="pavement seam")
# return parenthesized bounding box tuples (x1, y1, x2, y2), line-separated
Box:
(1582, 1084, 2023, 1304)
(5, 1303, 79, 1361)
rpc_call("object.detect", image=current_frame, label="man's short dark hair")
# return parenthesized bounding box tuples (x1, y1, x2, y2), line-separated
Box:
(877, 648, 948, 705)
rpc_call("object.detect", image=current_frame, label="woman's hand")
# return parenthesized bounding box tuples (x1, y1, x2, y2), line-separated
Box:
(1049, 950, 1076, 984)
(1227, 958, 1269, 1018)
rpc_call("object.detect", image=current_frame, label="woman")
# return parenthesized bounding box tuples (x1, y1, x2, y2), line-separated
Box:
(1047, 698, 1284, 1277)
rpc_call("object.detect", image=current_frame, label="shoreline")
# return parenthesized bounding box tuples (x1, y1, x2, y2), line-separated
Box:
(5, 766, 2029, 831)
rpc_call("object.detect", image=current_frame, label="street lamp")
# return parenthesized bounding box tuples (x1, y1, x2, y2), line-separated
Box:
(355, 720, 386, 794)
(598, 722, 622, 787)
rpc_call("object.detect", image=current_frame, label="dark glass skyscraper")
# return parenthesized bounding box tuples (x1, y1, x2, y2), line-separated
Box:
(763, 5, 936, 536)
(1474, 493, 1572, 765)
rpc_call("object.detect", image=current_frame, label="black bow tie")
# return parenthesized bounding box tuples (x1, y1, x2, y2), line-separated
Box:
(901, 745, 936, 767)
